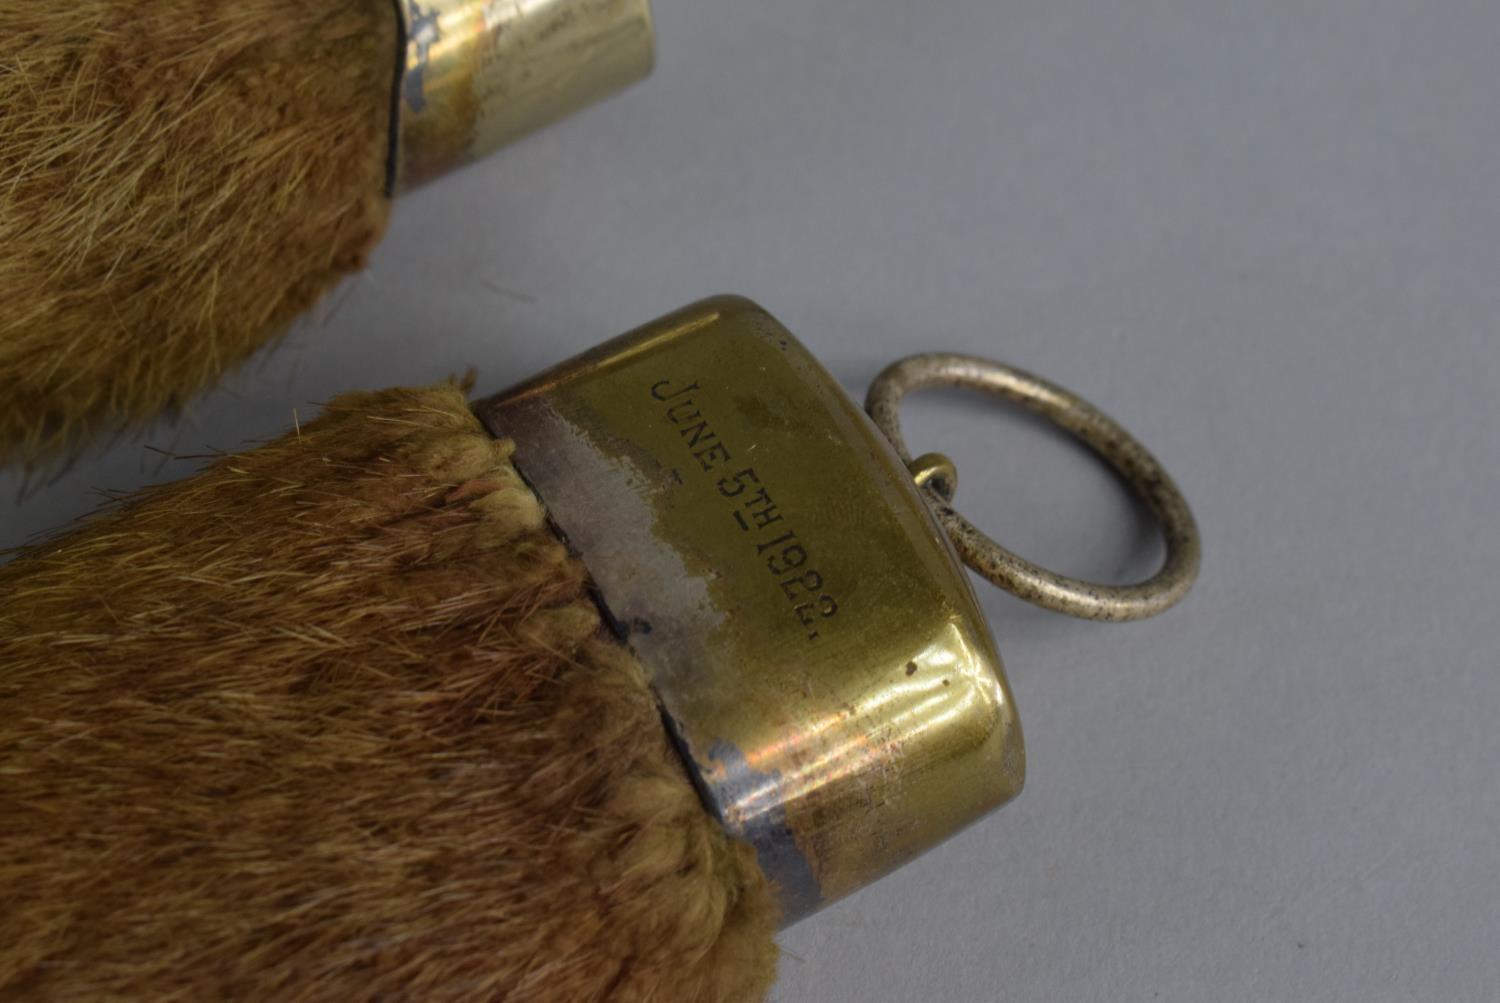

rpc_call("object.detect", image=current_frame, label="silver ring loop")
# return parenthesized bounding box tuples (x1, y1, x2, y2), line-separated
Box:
(866, 354, 1201, 622)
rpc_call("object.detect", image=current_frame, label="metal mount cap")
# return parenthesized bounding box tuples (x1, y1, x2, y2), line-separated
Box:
(393, 0, 656, 190)
(476, 297, 1025, 925)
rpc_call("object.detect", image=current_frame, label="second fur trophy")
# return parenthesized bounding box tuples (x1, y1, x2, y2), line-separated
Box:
(0, 0, 654, 467)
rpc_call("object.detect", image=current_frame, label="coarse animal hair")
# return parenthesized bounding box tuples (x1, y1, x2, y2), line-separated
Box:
(0, 385, 780, 1001)
(0, 0, 397, 467)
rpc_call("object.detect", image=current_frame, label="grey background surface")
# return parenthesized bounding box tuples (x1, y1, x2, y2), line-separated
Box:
(4, 1, 1497, 999)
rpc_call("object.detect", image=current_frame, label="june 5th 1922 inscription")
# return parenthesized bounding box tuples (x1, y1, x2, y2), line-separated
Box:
(651, 378, 840, 640)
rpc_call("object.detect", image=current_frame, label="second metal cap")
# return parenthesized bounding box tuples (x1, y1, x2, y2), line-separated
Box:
(394, 0, 655, 190)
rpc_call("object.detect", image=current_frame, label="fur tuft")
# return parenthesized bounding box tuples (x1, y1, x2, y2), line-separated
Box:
(0, 385, 780, 1001)
(0, 0, 397, 467)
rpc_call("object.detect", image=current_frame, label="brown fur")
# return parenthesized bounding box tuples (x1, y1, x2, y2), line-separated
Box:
(0, 386, 780, 1001)
(0, 0, 397, 466)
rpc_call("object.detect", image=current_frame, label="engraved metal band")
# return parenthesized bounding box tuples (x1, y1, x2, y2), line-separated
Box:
(476, 299, 1025, 925)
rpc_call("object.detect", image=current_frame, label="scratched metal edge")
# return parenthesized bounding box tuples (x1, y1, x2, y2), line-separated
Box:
(476, 389, 826, 918)
(480, 407, 771, 897)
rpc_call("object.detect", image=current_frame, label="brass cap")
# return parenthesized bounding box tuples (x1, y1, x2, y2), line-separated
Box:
(394, 0, 656, 190)
(477, 298, 1026, 925)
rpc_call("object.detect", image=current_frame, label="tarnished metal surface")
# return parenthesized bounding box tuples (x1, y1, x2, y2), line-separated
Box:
(867, 355, 1202, 622)
(394, 0, 655, 189)
(476, 298, 1025, 924)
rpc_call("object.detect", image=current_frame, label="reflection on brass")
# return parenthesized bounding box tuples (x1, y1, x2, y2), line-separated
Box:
(395, 0, 655, 189)
(907, 451, 958, 502)
(476, 298, 1025, 924)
